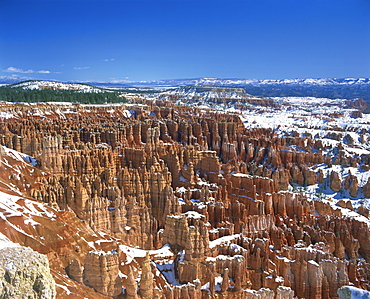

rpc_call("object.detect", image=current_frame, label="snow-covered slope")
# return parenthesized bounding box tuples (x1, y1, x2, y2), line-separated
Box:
(337, 286, 370, 298)
(10, 80, 105, 93)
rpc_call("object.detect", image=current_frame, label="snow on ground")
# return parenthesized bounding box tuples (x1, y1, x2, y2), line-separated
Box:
(2, 145, 37, 166)
(119, 244, 174, 264)
(298, 162, 370, 211)
(0, 188, 60, 249)
(119, 243, 178, 285)
(0, 232, 19, 250)
(209, 234, 241, 249)
(156, 259, 179, 286)
(314, 164, 370, 188)
(56, 284, 72, 295)
(237, 97, 370, 149)
(337, 285, 370, 298)
(291, 164, 370, 225)
(0, 112, 14, 119)
(183, 211, 205, 219)
(0, 191, 27, 219)
(201, 275, 223, 293)
(13, 81, 105, 93)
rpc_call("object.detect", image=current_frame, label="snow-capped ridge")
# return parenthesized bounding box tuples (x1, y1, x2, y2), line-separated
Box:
(126, 77, 370, 87)
(9, 80, 107, 93)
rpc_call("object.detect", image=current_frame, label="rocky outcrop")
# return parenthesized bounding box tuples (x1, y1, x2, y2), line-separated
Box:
(0, 246, 56, 299)
(343, 172, 359, 198)
(363, 178, 370, 197)
(66, 259, 84, 284)
(125, 265, 138, 299)
(330, 171, 342, 192)
(138, 253, 154, 298)
(83, 250, 122, 297)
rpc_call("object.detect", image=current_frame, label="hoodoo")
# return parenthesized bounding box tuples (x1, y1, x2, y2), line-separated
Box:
(0, 91, 370, 298)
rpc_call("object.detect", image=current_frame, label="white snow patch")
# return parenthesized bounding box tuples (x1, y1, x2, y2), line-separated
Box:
(119, 244, 173, 264)
(0, 232, 19, 250)
(209, 234, 241, 249)
(183, 211, 204, 219)
(337, 285, 370, 298)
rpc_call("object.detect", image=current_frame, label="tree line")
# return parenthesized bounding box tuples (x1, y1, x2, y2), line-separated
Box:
(0, 86, 128, 104)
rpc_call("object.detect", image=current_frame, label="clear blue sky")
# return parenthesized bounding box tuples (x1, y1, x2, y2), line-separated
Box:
(0, 0, 369, 82)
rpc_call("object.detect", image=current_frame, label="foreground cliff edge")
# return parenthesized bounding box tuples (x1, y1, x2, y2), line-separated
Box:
(0, 92, 370, 298)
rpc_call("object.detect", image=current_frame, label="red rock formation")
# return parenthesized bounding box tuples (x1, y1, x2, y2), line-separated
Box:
(343, 172, 359, 198)
(1, 102, 370, 299)
(83, 251, 122, 297)
(139, 253, 154, 298)
(330, 171, 342, 192)
(125, 265, 138, 299)
(363, 178, 370, 197)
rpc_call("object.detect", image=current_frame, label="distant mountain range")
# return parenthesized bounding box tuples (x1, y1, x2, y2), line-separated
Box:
(123, 77, 370, 87)
(2, 77, 370, 101)
(85, 78, 370, 101)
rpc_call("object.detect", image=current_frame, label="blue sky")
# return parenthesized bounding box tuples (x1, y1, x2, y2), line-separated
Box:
(0, 0, 369, 82)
